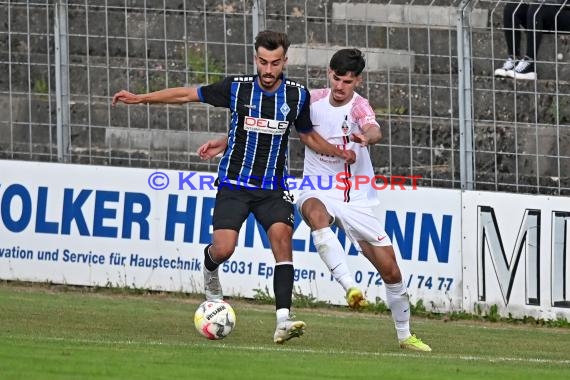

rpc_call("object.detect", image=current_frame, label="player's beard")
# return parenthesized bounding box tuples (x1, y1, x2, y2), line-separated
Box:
(258, 73, 279, 90)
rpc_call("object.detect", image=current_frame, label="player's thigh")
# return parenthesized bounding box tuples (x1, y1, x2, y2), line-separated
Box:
(252, 190, 295, 261)
(337, 206, 391, 246)
(252, 189, 294, 231)
(297, 191, 337, 228)
(299, 198, 334, 229)
(213, 187, 251, 231)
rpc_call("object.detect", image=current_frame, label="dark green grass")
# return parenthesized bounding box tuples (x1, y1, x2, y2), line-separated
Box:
(0, 282, 568, 380)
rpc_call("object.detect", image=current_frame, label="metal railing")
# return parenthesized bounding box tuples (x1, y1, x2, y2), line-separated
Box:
(0, 0, 568, 194)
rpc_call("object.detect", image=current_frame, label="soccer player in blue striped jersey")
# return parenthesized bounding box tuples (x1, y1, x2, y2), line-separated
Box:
(112, 30, 355, 344)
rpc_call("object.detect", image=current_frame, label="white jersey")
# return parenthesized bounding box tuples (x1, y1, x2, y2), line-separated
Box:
(302, 88, 380, 206)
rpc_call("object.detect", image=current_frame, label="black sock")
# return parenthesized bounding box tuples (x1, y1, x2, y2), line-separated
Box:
(274, 263, 294, 310)
(203, 244, 219, 271)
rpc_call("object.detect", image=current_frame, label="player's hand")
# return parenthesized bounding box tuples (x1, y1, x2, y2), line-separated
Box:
(198, 138, 227, 160)
(112, 90, 142, 106)
(341, 149, 356, 165)
(350, 132, 369, 146)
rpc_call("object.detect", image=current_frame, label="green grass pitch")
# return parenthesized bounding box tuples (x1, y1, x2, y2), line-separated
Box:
(0, 282, 568, 380)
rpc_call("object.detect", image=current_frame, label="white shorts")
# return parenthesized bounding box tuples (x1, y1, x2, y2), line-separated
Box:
(297, 191, 392, 248)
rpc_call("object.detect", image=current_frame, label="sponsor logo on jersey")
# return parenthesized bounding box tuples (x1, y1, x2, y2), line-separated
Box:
(243, 116, 289, 135)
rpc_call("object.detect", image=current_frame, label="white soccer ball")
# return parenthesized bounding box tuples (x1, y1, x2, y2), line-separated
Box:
(194, 300, 236, 340)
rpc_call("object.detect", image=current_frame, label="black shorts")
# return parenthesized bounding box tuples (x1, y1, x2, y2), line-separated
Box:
(212, 185, 295, 232)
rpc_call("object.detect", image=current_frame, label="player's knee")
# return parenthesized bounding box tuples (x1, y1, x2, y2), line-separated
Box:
(383, 265, 402, 283)
(211, 242, 235, 262)
(304, 207, 330, 228)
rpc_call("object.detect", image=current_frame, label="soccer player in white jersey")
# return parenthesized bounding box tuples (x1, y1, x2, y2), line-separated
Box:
(297, 48, 431, 352)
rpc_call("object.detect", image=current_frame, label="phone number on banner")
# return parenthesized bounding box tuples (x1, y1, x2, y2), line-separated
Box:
(348, 271, 454, 291)
(221, 260, 454, 292)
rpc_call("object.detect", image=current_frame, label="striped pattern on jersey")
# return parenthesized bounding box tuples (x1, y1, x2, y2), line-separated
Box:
(200, 75, 311, 189)
(341, 134, 352, 202)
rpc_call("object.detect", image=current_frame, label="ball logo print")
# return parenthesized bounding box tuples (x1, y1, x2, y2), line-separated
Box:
(194, 300, 236, 340)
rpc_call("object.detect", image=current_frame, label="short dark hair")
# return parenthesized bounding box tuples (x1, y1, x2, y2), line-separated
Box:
(254, 30, 291, 54)
(329, 48, 365, 76)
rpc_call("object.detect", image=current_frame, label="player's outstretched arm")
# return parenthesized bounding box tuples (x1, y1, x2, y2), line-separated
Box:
(299, 130, 356, 164)
(198, 136, 228, 160)
(351, 123, 383, 146)
(112, 87, 200, 106)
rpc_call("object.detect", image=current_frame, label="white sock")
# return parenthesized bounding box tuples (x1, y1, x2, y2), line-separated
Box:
(276, 308, 289, 324)
(312, 228, 355, 291)
(385, 281, 411, 341)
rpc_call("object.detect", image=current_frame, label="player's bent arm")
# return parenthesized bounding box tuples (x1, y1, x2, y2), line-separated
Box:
(112, 87, 199, 105)
(299, 130, 355, 163)
(350, 123, 383, 147)
(361, 123, 383, 145)
(198, 136, 228, 160)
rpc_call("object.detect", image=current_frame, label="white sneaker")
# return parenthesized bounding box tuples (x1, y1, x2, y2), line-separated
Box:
(204, 266, 222, 301)
(494, 57, 516, 77)
(511, 57, 537, 80)
(273, 320, 306, 344)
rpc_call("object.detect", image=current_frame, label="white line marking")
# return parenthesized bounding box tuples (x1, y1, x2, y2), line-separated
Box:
(5, 335, 570, 366)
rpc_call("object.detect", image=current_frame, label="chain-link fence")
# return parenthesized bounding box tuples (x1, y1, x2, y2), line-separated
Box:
(1, 0, 569, 194)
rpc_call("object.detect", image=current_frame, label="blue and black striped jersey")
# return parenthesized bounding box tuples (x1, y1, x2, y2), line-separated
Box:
(198, 75, 312, 189)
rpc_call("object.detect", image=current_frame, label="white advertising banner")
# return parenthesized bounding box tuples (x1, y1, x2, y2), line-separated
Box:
(0, 160, 462, 310)
(462, 191, 570, 319)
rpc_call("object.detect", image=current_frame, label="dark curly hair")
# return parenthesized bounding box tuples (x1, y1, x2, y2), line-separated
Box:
(329, 48, 366, 76)
(254, 30, 291, 54)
